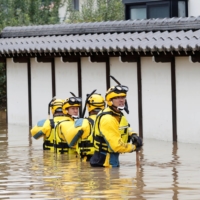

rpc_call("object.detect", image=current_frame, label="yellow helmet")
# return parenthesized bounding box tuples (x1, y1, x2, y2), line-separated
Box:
(62, 97, 82, 115)
(87, 93, 105, 113)
(50, 99, 64, 115)
(105, 85, 128, 106)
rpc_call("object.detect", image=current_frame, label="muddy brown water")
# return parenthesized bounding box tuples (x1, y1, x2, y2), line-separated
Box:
(0, 111, 200, 200)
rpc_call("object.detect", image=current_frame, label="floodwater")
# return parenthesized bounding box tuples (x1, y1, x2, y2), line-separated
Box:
(0, 111, 200, 200)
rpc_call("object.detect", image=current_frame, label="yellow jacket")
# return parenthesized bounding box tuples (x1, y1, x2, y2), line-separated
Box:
(54, 115, 72, 154)
(76, 114, 96, 160)
(120, 115, 137, 143)
(30, 116, 68, 152)
(58, 116, 90, 148)
(90, 107, 135, 167)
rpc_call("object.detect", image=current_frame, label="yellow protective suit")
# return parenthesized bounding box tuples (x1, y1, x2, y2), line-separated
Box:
(57, 116, 91, 155)
(90, 107, 136, 167)
(120, 115, 137, 143)
(30, 116, 69, 152)
(76, 114, 96, 161)
(54, 115, 73, 154)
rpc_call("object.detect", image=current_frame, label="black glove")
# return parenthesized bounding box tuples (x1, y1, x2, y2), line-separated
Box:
(131, 134, 143, 151)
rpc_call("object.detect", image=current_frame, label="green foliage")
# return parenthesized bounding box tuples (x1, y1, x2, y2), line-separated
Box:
(0, 0, 64, 108)
(66, 0, 124, 23)
(0, 0, 63, 31)
(0, 63, 6, 108)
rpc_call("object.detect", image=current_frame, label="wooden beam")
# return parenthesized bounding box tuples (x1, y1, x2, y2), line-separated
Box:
(27, 58, 32, 127)
(36, 57, 53, 63)
(106, 57, 110, 90)
(120, 55, 139, 62)
(77, 58, 82, 116)
(137, 57, 143, 138)
(5, 62, 8, 123)
(13, 57, 29, 63)
(0, 58, 6, 63)
(190, 55, 200, 63)
(171, 57, 177, 142)
(51, 58, 56, 97)
(90, 55, 109, 62)
(153, 55, 173, 63)
(62, 56, 80, 62)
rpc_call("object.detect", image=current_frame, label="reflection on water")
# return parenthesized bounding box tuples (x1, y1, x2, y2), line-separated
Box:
(0, 113, 200, 199)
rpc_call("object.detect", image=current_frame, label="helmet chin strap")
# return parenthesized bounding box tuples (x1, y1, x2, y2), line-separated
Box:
(117, 106, 125, 111)
(111, 103, 124, 111)
(72, 115, 79, 119)
(110, 100, 129, 114)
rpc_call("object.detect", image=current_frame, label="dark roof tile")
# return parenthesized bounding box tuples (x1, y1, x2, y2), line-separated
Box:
(1, 16, 200, 38)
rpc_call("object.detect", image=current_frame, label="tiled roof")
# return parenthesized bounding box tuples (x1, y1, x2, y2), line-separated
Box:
(0, 16, 200, 55)
(2, 16, 200, 38)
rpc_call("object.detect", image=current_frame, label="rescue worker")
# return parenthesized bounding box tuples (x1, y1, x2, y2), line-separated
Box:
(90, 85, 143, 167)
(31, 98, 67, 152)
(76, 93, 105, 161)
(56, 96, 91, 155)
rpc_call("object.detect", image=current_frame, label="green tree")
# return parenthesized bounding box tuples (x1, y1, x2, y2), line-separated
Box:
(0, 0, 64, 109)
(0, 63, 6, 109)
(66, 0, 124, 23)
(0, 0, 64, 31)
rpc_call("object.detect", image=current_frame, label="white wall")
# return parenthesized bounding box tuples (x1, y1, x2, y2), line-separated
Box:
(176, 57, 200, 144)
(6, 58, 29, 125)
(7, 55, 200, 145)
(188, 0, 200, 17)
(142, 57, 172, 141)
(7, 124, 30, 147)
(55, 57, 78, 100)
(110, 57, 139, 133)
(81, 57, 106, 117)
(31, 58, 52, 125)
